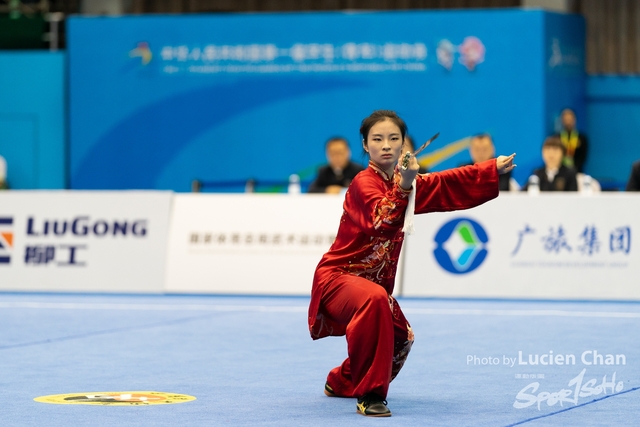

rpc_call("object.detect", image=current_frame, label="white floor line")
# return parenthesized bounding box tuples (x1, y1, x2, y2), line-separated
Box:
(0, 302, 307, 312)
(0, 301, 640, 318)
(401, 308, 640, 318)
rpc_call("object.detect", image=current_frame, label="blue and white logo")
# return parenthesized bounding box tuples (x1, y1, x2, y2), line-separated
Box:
(434, 217, 488, 274)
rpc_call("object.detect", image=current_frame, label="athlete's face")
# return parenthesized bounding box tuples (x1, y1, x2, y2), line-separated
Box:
(364, 119, 404, 174)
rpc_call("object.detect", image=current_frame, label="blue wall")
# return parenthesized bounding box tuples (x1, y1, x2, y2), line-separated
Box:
(67, 10, 585, 191)
(586, 76, 640, 187)
(0, 52, 66, 189)
(544, 12, 586, 142)
(0, 11, 590, 192)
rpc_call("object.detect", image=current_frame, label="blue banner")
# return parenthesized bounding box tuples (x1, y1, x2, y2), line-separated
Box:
(68, 10, 585, 191)
(0, 52, 66, 189)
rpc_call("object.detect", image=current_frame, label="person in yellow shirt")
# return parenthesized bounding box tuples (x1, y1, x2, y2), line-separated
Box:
(555, 108, 588, 173)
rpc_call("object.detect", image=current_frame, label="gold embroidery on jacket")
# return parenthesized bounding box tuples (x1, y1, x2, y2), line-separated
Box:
(346, 237, 395, 281)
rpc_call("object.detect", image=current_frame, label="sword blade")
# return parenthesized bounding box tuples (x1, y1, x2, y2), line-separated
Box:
(413, 132, 440, 157)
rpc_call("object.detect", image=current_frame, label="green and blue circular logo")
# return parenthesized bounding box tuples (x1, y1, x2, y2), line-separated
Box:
(434, 217, 488, 274)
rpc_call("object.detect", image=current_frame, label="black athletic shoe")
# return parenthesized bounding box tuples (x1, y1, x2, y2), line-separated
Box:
(356, 393, 392, 417)
(324, 383, 336, 397)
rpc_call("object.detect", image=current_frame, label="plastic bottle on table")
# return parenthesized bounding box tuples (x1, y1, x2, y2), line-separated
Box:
(288, 174, 301, 194)
(581, 174, 592, 196)
(527, 175, 540, 196)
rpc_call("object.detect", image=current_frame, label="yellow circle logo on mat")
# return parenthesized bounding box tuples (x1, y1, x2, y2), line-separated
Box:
(34, 391, 196, 406)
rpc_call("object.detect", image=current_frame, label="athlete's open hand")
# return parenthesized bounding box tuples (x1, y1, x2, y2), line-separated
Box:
(496, 153, 516, 175)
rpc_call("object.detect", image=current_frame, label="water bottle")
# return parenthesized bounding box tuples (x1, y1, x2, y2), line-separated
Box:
(244, 178, 256, 193)
(527, 175, 540, 196)
(581, 174, 592, 196)
(288, 174, 301, 194)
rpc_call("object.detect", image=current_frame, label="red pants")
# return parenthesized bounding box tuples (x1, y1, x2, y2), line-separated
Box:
(320, 274, 414, 399)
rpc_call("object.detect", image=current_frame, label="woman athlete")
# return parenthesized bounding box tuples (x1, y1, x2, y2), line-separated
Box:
(308, 110, 516, 417)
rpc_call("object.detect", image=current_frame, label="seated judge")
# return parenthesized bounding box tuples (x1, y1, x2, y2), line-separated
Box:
(464, 133, 518, 191)
(308, 137, 364, 194)
(0, 155, 7, 190)
(626, 160, 640, 191)
(525, 136, 578, 192)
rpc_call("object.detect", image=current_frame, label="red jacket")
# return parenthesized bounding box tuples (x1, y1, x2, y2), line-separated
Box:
(308, 159, 499, 339)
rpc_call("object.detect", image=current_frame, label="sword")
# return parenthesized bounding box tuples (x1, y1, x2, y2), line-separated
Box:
(401, 132, 439, 170)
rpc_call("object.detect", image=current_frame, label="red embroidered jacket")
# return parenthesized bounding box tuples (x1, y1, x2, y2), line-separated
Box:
(308, 159, 499, 339)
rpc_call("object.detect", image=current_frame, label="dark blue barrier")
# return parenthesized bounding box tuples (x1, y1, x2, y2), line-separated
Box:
(192, 179, 314, 193)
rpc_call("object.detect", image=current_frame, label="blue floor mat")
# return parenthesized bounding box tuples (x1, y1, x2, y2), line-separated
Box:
(0, 294, 638, 426)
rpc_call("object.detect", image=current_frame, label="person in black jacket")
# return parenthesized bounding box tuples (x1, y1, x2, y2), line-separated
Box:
(626, 160, 640, 191)
(462, 133, 516, 191)
(555, 108, 588, 173)
(0, 155, 7, 190)
(308, 137, 364, 194)
(525, 136, 578, 192)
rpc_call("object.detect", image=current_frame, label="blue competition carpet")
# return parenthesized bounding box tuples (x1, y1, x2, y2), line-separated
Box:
(0, 293, 638, 426)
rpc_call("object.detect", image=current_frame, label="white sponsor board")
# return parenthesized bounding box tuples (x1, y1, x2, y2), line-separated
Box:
(165, 194, 346, 295)
(402, 193, 640, 300)
(0, 191, 172, 292)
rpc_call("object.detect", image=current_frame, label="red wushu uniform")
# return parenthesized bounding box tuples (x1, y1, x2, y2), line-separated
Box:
(308, 159, 499, 399)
